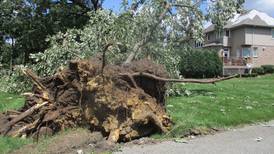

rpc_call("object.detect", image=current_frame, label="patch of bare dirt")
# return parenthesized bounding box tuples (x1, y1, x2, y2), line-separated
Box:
(11, 129, 116, 154)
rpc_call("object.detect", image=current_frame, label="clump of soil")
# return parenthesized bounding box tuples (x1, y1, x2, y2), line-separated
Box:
(0, 58, 172, 142)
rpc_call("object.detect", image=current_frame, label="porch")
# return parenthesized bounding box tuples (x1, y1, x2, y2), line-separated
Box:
(222, 57, 253, 76)
(223, 57, 253, 66)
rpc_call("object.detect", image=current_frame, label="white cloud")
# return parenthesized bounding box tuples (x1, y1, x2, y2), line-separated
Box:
(244, 0, 274, 17)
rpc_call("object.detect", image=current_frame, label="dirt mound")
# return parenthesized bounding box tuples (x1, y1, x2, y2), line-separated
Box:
(0, 58, 172, 142)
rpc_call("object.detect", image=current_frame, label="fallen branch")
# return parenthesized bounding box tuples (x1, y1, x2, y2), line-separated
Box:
(119, 74, 139, 88)
(22, 93, 53, 103)
(119, 73, 237, 84)
(1, 101, 49, 135)
(22, 69, 51, 102)
(22, 69, 47, 92)
(11, 119, 40, 137)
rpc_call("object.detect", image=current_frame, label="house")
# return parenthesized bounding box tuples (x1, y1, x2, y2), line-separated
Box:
(203, 9, 274, 74)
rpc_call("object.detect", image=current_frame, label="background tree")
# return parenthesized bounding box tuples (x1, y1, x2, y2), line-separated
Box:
(0, 0, 105, 67)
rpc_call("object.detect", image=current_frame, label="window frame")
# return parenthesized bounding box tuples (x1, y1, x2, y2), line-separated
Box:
(242, 47, 251, 58)
(272, 29, 274, 39)
(253, 47, 258, 58)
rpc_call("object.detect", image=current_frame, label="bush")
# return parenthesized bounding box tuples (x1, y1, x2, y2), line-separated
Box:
(241, 73, 258, 78)
(252, 67, 265, 75)
(179, 49, 223, 78)
(261, 65, 274, 74)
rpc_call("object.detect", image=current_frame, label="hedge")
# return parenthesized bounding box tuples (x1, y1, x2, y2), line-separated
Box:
(252, 67, 265, 75)
(241, 73, 258, 78)
(261, 65, 274, 74)
(179, 49, 223, 78)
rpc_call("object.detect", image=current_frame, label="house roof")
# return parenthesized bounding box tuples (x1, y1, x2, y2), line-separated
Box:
(204, 10, 274, 33)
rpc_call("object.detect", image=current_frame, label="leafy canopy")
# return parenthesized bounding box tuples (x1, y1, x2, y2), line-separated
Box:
(31, 0, 244, 76)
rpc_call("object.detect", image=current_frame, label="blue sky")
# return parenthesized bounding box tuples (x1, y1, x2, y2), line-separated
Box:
(244, 0, 274, 17)
(103, 0, 274, 17)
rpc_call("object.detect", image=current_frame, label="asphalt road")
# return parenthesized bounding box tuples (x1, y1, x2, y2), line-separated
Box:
(116, 121, 274, 154)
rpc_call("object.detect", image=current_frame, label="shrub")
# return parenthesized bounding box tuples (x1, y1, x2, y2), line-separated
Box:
(261, 65, 274, 74)
(179, 49, 223, 78)
(242, 73, 258, 78)
(252, 67, 265, 75)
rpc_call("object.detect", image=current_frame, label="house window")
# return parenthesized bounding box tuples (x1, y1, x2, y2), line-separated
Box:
(253, 47, 258, 57)
(243, 47, 251, 57)
(194, 41, 203, 48)
(272, 29, 274, 39)
(225, 30, 230, 37)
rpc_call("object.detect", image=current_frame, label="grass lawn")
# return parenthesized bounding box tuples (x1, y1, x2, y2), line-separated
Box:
(166, 74, 274, 137)
(0, 93, 25, 112)
(0, 137, 31, 154)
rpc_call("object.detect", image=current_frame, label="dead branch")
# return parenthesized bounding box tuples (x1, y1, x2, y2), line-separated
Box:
(22, 69, 47, 92)
(119, 72, 237, 84)
(119, 74, 139, 88)
(22, 93, 53, 103)
(6, 110, 21, 115)
(11, 119, 40, 137)
(1, 101, 49, 135)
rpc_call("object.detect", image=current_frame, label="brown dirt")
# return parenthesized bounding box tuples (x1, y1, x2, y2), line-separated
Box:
(11, 129, 115, 154)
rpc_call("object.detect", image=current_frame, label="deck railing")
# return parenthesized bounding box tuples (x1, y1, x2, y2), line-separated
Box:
(223, 57, 252, 66)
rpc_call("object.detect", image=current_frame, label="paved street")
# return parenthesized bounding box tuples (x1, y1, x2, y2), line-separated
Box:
(116, 121, 274, 154)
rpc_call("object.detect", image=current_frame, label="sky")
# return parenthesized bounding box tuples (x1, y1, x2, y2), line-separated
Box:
(244, 0, 274, 17)
(103, 0, 274, 17)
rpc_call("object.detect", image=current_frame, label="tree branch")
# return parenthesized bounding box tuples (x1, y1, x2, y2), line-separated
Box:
(123, 0, 203, 64)
(124, 2, 171, 64)
(119, 72, 237, 84)
(22, 69, 47, 92)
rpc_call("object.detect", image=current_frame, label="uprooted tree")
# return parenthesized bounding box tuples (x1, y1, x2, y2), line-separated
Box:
(0, 0, 243, 142)
(0, 57, 235, 142)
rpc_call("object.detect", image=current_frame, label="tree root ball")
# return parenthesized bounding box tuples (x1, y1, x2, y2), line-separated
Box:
(0, 58, 172, 142)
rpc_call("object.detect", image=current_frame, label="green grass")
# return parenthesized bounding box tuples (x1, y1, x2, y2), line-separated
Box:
(0, 93, 25, 112)
(0, 136, 31, 154)
(166, 74, 274, 137)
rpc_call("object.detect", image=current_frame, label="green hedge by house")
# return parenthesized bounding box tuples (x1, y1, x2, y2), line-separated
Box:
(179, 49, 223, 78)
(242, 73, 258, 78)
(261, 65, 274, 74)
(252, 67, 265, 75)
